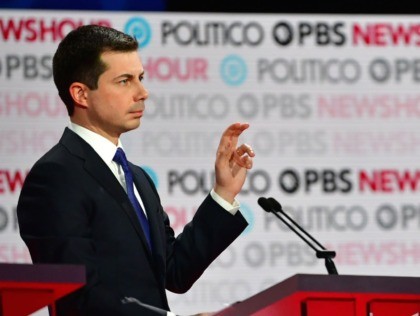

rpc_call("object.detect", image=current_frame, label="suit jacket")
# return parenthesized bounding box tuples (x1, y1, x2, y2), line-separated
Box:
(17, 128, 248, 316)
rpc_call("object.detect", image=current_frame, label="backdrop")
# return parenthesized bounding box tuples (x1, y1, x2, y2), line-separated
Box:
(1, 9, 420, 315)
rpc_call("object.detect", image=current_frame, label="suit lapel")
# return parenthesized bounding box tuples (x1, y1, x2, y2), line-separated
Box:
(59, 128, 153, 259)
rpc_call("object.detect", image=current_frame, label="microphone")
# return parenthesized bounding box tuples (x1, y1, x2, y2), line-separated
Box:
(257, 197, 338, 275)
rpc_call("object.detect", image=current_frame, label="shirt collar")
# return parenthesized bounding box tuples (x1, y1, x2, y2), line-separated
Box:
(68, 122, 123, 165)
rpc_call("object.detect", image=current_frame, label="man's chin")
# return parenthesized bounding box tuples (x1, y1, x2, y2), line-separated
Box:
(124, 120, 141, 132)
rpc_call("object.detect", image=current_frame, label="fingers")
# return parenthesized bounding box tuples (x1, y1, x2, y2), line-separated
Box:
(236, 143, 254, 158)
(226, 122, 250, 135)
(220, 122, 250, 145)
(234, 143, 255, 169)
(216, 123, 249, 161)
(213, 123, 254, 202)
(217, 122, 249, 151)
(216, 123, 255, 171)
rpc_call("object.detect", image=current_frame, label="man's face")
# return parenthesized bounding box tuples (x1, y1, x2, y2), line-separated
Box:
(85, 50, 148, 142)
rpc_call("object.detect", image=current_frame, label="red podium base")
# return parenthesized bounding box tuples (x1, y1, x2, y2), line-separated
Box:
(0, 263, 85, 316)
(215, 274, 420, 316)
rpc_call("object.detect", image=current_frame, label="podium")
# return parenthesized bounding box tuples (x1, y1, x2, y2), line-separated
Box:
(215, 274, 420, 316)
(0, 263, 85, 316)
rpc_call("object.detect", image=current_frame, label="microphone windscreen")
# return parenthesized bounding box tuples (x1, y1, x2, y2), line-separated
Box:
(257, 197, 272, 212)
(267, 197, 283, 212)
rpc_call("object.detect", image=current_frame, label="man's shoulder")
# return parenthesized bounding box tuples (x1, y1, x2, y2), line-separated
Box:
(34, 140, 68, 164)
(25, 144, 70, 182)
(30, 128, 81, 172)
(34, 127, 86, 163)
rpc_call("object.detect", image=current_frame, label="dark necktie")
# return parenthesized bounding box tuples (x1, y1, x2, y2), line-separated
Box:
(113, 148, 152, 250)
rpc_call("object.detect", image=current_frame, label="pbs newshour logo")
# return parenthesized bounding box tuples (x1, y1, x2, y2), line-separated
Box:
(124, 17, 152, 48)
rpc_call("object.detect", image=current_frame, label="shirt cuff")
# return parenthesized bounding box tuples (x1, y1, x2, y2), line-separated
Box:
(167, 312, 176, 316)
(210, 189, 240, 215)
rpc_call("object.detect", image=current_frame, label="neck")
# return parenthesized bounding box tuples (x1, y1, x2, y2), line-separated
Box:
(70, 119, 120, 146)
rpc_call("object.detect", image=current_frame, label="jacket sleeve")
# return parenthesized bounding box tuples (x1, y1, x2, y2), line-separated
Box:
(140, 168, 248, 294)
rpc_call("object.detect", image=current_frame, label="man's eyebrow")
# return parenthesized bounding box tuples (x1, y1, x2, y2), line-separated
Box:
(114, 71, 145, 80)
(114, 73, 134, 80)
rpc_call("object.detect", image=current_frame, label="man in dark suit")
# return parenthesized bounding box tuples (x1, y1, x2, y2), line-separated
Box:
(17, 25, 255, 316)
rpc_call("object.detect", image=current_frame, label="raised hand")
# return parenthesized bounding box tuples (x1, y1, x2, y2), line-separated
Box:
(213, 122, 255, 204)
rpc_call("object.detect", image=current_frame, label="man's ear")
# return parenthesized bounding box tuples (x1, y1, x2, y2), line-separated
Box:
(69, 82, 89, 108)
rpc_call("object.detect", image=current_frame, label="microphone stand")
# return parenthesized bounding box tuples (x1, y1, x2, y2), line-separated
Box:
(258, 197, 338, 275)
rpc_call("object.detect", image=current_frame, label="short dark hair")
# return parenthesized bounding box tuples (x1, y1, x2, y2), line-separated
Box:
(53, 25, 138, 116)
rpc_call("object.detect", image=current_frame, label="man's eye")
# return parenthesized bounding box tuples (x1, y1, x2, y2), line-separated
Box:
(119, 79, 129, 85)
